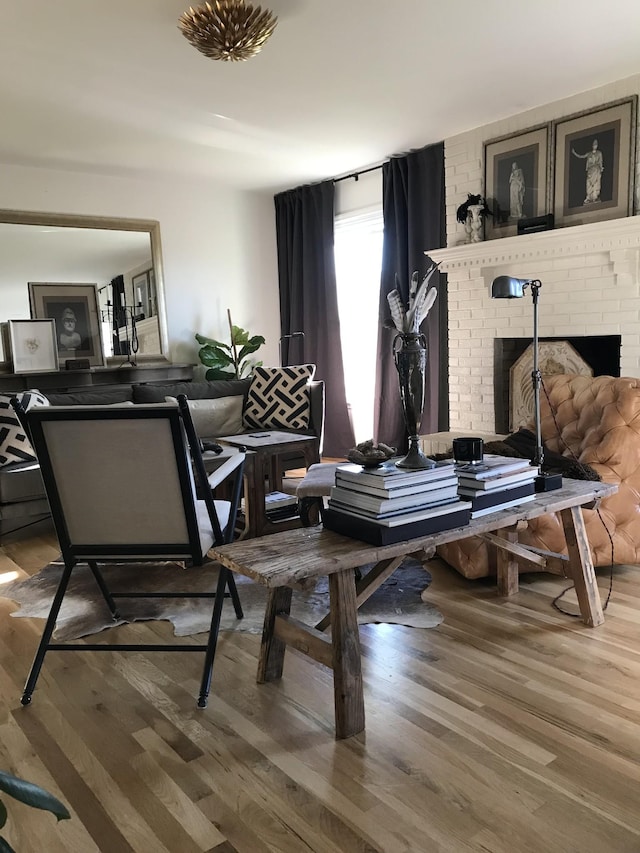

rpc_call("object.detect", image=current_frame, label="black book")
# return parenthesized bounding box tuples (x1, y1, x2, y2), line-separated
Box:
(323, 505, 471, 546)
(458, 480, 536, 511)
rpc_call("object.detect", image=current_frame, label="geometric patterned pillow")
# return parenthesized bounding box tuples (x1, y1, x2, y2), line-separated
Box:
(0, 389, 49, 466)
(243, 364, 316, 431)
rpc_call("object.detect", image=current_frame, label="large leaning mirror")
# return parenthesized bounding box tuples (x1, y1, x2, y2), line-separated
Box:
(0, 209, 169, 369)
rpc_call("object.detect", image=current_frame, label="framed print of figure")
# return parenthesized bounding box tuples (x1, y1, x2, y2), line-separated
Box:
(28, 282, 104, 367)
(552, 97, 637, 228)
(484, 124, 550, 239)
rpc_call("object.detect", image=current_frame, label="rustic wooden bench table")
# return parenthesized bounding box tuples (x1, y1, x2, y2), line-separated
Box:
(211, 479, 617, 739)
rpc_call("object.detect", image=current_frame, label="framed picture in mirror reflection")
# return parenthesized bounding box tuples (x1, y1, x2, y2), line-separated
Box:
(6, 319, 58, 374)
(28, 282, 105, 367)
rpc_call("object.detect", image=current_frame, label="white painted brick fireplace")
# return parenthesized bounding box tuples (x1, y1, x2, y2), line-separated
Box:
(429, 216, 640, 434)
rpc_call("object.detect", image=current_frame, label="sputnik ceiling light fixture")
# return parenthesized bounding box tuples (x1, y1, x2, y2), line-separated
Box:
(178, 0, 278, 62)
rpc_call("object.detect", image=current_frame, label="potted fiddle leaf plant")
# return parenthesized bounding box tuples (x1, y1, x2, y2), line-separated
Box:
(0, 769, 70, 852)
(196, 309, 265, 381)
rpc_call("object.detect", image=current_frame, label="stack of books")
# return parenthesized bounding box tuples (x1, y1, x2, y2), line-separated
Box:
(456, 455, 538, 518)
(240, 491, 299, 521)
(322, 460, 471, 545)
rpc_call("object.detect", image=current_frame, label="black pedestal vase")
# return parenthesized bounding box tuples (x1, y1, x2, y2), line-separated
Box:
(393, 331, 435, 469)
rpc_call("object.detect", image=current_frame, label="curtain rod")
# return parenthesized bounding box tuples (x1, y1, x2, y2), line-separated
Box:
(333, 164, 382, 184)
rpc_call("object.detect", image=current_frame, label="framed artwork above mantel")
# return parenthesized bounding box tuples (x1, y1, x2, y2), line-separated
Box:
(483, 124, 550, 240)
(551, 96, 638, 229)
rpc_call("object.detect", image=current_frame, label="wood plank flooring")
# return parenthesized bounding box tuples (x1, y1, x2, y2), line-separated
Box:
(1, 520, 640, 852)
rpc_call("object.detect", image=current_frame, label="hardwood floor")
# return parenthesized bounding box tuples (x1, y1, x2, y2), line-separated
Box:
(2, 520, 640, 852)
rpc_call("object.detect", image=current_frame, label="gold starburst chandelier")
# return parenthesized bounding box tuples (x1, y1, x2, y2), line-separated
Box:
(178, 0, 278, 62)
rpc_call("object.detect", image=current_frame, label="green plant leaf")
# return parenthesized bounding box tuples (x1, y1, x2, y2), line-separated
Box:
(195, 333, 226, 347)
(198, 317, 265, 381)
(230, 325, 251, 346)
(0, 771, 70, 821)
(0, 834, 16, 853)
(237, 337, 266, 361)
(0, 798, 6, 828)
(205, 367, 236, 381)
(198, 347, 233, 369)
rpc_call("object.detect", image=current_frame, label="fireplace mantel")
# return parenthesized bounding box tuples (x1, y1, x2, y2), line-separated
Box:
(429, 215, 640, 287)
(430, 215, 640, 434)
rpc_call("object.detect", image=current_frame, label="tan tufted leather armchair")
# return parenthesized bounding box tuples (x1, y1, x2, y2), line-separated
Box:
(437, 374, 640, 578)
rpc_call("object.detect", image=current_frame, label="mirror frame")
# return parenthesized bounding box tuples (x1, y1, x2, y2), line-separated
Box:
(0, 208, 170, 367)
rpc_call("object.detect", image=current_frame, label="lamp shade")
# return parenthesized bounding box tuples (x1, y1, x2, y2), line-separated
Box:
(491, 276, 530, 298)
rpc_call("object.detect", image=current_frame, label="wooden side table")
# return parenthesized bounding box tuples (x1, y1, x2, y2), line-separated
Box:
(216, 431, 320, 538)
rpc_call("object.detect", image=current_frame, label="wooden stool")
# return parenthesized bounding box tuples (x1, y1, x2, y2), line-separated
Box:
(296, 462, 341, 526)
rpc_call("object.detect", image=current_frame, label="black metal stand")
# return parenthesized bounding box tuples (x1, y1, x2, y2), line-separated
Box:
(530, 283, 561, 493)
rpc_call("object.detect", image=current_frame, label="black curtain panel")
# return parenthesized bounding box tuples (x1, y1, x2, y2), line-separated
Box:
(110, 274, 126, 356)
(274, 180, 355, 458)
(373, 143, 447, 451)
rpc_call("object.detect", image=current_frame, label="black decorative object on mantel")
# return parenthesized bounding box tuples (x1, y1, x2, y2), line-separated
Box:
(387, 261, 439, 469)
(517, 214, 554, 235)
(455, 193, 492, 243)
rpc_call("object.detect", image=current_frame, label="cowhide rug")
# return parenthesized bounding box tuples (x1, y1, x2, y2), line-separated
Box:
(0, 557, 442, 641)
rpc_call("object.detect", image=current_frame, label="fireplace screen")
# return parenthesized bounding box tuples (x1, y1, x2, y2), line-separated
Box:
(509, 341, 592, 431)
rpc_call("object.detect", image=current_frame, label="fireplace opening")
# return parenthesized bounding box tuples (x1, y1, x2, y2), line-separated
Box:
(494, 335, 621, 434)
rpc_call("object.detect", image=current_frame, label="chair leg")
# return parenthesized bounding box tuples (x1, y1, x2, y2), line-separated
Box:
(197, 566, 231, 708)
(87, 561, 121, 620)
(21, 560, 75, 705)
(299, 496, 323, 526)
(226, 571, 243, 619)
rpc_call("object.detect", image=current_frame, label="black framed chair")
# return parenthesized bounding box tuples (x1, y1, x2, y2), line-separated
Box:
(14, 399, 245, 708)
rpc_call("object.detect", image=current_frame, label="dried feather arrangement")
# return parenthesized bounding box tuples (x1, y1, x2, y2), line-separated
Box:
(386, 260, 439, 335)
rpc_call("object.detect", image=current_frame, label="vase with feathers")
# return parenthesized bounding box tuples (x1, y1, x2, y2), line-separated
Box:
(387, 260, 439, 469)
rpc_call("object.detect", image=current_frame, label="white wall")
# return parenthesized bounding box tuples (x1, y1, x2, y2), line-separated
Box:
(335, 169, 382, 216)
(0, 163, 281, 368)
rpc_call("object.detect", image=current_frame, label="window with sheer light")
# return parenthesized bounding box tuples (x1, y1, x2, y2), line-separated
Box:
(334, 208, 383, 444)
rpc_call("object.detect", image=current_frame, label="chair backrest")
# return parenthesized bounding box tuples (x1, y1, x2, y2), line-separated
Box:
(23, 403, 229, 565)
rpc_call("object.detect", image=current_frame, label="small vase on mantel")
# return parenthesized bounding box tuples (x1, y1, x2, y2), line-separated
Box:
(467, 203, 485, 243)
(456, 193, 491, 245)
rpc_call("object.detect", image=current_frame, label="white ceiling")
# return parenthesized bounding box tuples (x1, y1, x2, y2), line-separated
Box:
(2, 0, 640, 193)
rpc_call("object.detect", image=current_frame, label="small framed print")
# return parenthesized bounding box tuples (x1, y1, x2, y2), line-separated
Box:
(132, 269, 157, 320)
(7, 319, 58, 374)
(28, 282, 105, 367)
(552, 97, 637, 228)
(484, 124, 550, 240)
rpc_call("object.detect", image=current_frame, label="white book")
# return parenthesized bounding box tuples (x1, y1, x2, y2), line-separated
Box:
(327, 498, 470, 527)
(470, 494, 536, 518)
(336, 460, 456, 488)
(264, 491, 298, 508)
(328, 490, 459, 519)
(455, 454, 533, 480)
(458, 467, 537, 491)
(334, 473, 459, 499)
(332, 477, 458, 504)
(330, 483, 459, 514)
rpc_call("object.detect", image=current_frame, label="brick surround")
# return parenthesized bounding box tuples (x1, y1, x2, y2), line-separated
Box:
(429, 216, 640, 434)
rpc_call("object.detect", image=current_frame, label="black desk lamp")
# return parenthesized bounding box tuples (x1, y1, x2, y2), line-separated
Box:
(491, 276, 562, 492)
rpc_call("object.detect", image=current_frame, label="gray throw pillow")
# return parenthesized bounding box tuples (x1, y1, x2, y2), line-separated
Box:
(165, 395, 243, 437)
